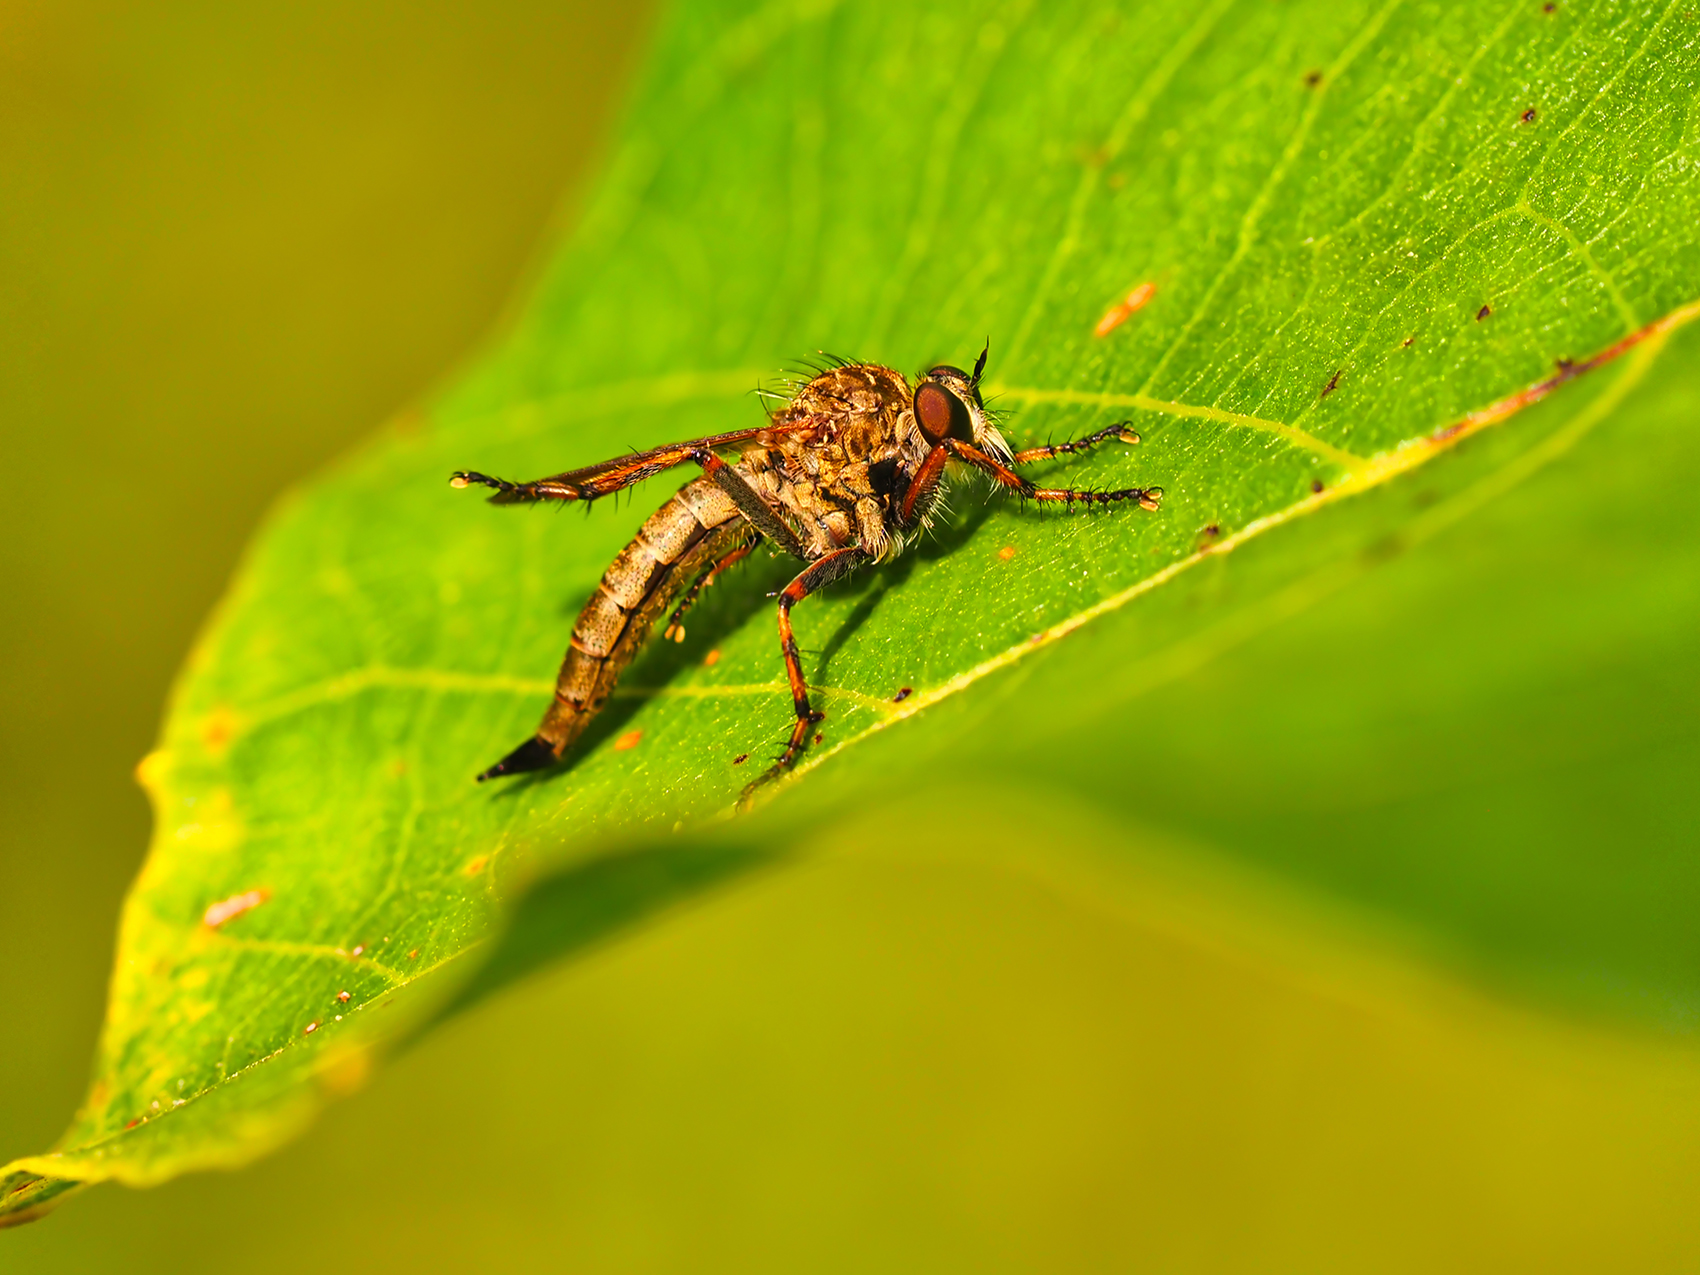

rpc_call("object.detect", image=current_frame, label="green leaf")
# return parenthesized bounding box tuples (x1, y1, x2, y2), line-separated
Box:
(9, 0, 1700, 1223)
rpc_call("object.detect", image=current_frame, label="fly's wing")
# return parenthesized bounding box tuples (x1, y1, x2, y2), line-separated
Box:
(452, 421, 818, 505)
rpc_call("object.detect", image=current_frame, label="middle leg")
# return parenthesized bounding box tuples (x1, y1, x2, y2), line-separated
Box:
(662, 535, 759, 643)
(763, 545, 868, 782)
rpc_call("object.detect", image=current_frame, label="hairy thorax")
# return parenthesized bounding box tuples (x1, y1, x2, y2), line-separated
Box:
(737, 362, 931, 560)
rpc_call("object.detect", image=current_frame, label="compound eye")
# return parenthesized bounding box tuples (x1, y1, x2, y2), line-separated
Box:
(914, 381, 969, 444)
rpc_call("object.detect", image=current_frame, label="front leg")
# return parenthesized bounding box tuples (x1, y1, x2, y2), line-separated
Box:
(949, 440, 1162, 511)
(1011, 421, 1140, 463)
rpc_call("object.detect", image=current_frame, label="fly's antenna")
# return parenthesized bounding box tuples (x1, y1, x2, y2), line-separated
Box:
(971, 340, 989, 388)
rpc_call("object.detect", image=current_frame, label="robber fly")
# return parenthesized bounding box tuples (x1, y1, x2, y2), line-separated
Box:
(451, 346, 1161, 786)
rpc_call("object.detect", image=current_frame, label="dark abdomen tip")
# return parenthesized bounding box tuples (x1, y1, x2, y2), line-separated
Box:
(476, 734, 560, 782)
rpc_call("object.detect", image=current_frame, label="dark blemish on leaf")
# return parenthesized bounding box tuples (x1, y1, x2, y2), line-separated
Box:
(733, 753, 749, 765)
(1321, 369, 1342, 397)
(1202, 524, 1221, 537)
(1363, 534, 1406, 564)
(1556, 356, 1575, 371)
(1477, 304, 1493, 321)
(893, 687, 913, 703)
(1521, 107, 1537, 123)
(1304, 69, 1323, 87)
(813, 733, 824, 745)
(1402, 335, 1415, 348)
(202, 888, 269, 929)
(1542, 2, 1556, 11)
(1311, 479, 1326, 494)
(336, 990, 351, 1004)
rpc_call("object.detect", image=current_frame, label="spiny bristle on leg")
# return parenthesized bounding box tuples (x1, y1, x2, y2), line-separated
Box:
(476, 734, 559, 782)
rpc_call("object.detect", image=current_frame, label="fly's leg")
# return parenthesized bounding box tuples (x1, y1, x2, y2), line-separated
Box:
(449, 471, 586, 504)
(1010, 422, 1140, 463)
(449, 420, 820, 506)
(662, 536, 759, 643)
(689, 450, 807, 558)
(746, 546, 868, 796)
(949, 440, 1162, 511)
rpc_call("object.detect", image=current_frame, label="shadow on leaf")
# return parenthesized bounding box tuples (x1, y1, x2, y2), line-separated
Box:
(421, 838, 784, 1032)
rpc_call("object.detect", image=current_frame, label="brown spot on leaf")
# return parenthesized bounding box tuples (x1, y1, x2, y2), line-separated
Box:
(1521, 107, 1537, 123)
(1304, 69, 1323, 87)
(733, 753, 749, 765)
(1311, 479, 1326, 494)
(201, 704, 239, 755)
(202, 888, 270, 929)
(1477, 304, 1493, 321)
(893, 687, 913, 703)
(1321, 369, 1342, 397)
(1094, 282, 1156, 337)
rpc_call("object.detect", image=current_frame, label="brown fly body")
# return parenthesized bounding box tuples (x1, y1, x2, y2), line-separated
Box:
(451, 347, 1160, 789)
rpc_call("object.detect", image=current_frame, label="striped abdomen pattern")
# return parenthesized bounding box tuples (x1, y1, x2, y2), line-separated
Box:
(532, 474, 747, 758)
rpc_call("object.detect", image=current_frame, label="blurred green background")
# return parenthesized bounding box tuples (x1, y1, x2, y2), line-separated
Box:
(7, 2, 1700, 1269)
(0, 0, 646, 1232)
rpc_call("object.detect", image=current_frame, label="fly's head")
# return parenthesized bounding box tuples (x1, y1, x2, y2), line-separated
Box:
(910, 344, 1011, 462)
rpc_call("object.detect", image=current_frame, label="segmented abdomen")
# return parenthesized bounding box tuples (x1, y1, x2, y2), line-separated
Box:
(533, 476, 747, 757)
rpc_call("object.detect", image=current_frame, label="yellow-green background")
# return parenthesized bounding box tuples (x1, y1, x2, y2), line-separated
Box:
(5, 2, 1700, 1269)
